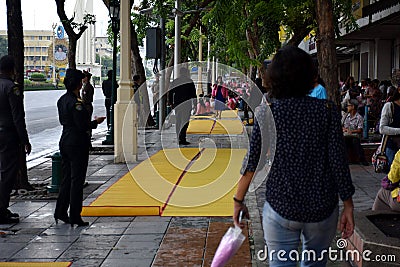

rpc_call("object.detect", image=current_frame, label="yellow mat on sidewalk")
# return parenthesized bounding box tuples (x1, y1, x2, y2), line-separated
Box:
(161, 148, 246, 216)
(190, 109, 239, 120)
(0, 263, 71, 267)
(187, 119, 214, 134)
(82, 148, 246, 217)
(82, 148, 200, 216)
(212, 119, 244, 135)
(187, 118, 243, 135)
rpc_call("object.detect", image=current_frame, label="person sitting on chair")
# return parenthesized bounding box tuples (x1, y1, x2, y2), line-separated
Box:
(342, 99, 368, 165)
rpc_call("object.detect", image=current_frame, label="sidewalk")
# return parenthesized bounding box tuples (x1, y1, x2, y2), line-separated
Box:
(0, 126, 382, 266)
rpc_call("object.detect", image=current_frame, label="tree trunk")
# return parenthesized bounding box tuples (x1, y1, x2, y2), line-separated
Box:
(315, 0, 339, 104)
(6, 0, 24, 86)
(67, 37, 78, 69)
(6, 0, 34, 190)
(55, 0, 89, 69)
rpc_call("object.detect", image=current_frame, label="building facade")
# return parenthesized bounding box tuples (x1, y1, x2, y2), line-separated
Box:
(338, 0, 400, 84)
(0, 30, 53, 71)
(299, 0, 400, 84)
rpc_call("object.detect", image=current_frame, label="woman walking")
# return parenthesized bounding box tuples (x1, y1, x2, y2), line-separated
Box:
(233, 46, 355, 267)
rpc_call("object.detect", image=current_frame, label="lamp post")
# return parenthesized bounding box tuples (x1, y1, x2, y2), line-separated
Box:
(52, 23, 57, 85)
(103, 0, 120, 145)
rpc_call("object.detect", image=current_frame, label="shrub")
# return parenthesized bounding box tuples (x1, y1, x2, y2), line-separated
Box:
(30, 73, 46, 82)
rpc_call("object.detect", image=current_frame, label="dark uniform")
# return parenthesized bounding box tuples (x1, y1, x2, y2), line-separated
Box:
(54, 90, 98, 222)
(102, 78, 112, 127)
(168, 74, 197, 144)
(0, 75, 29, 218)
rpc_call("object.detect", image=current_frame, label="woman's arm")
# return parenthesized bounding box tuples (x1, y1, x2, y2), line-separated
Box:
(380, 102, 400, 135)
(233, 171, 253, 228)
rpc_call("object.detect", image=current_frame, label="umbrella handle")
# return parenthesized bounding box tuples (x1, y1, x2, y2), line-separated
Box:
(238, 210, 243, 223)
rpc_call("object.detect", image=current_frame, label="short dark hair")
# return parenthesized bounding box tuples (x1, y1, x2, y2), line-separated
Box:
(107, 70, 113, 79)
(266, 46, 316, 99)
(0, 55, 15, 74)
(391, 86, 400, 102)
(64, 68, 85, 91)
(133, 75, 140, 82)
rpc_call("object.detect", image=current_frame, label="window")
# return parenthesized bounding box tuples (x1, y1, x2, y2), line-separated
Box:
(31, 36, 35, 40)
(36, 47, 40, 52)
(47, 36, 51, 40)
(30, 47, 34, 52)
(42, 47, 47, 53)
(39, 36, 43, 40)
(42, 56, 47, 61)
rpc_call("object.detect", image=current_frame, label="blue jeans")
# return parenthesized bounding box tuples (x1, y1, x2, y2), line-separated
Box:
(262, 201, 339, 267)
(385, 146, 397, 169)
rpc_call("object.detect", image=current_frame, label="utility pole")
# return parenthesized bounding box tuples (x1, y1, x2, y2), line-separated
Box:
(173, 0, 181, 79)
(52, 23, 57, 85)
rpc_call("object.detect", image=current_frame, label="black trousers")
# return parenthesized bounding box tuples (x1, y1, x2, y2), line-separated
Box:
(175, 103, 192, 142)
(0, 140, 18, 214)
(105, 99, 111, 128)
(344, 135, 366, 163)
(55, 144, 89, 221)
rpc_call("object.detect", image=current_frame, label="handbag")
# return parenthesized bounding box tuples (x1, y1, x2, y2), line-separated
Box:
(381, 175, 399, 191)
(372, 135, 390, 173)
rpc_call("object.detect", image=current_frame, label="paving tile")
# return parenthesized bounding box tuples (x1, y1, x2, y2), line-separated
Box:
(95, 217, 135, 223)
(90, 221, 131, 229)
(133, 216, 171, 222)
(31, 234, 79, 243)
(42, 226, 86, 236)
(82, 226, 126, 235)
(101, 258, 154, 267)
(9, 222, 53, 230)
(0, 242, 26, 259)
(107, 244, 157, 259)
(9, 201, 48, 216)
(6, 258, 62, 262)
(0, 234, 36, 243)
(8, 227, 45, 236)
(118, 233, 163, 243)
(125, 221, 169, 234)
(12, 242, 71, 259)
(74, 234, 120, 249)
(114, 240, 159, 251)
(58, 258, 103, 267)
(60, 248, 110, 259)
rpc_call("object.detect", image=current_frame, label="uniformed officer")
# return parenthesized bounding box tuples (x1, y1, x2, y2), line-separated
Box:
(0, 55, 31, 224)
(54, 68, 105, 227)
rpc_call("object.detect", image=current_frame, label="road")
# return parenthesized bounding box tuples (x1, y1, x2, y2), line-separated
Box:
(24, 86, 108, 165)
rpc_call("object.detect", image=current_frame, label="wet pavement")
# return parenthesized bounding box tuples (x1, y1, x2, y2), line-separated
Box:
(0, 122, 383, 266)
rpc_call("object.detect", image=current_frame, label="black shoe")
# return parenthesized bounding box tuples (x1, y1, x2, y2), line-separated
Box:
(54, 214, 70, 224)
(179, 140, 190, 146)
(0, 215, 19, 224)
(70, 218, 89, 227)
(6, 209, 19, 219)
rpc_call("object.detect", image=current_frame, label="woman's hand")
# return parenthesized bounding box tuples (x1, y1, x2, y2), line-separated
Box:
(233, 201, 249, 229)
(339, 198, 354, 239)
(94, 116, 106, 124)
